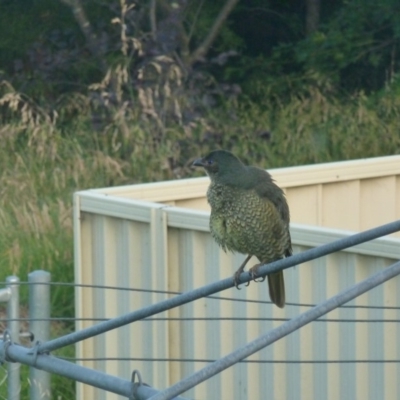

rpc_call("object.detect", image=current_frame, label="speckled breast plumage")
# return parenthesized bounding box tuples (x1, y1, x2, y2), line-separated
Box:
(207, 182, 290, 263)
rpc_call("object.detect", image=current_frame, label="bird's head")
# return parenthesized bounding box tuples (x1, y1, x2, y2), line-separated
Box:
(192, 150, 245, 183)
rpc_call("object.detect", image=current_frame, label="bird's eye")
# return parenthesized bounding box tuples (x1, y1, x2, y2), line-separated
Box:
(207, 159, 214, 165)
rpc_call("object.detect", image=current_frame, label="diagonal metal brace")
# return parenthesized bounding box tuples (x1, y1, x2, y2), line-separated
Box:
(149, 259, 400, 400)
(35, 219, 400, 355)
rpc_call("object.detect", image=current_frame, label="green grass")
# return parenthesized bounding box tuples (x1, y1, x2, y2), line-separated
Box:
(0, 85, 399, 397)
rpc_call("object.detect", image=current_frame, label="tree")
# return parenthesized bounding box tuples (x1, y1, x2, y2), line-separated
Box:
(305, 0, 320, 35)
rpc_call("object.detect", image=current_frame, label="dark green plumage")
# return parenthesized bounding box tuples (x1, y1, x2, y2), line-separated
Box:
(193, 150, 292, 308)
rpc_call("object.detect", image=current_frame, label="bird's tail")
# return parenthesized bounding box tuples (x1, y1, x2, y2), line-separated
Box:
(267, 270, 285, 308)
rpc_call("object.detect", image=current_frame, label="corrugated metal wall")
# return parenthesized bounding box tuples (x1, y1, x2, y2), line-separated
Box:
(74, 156, 400, 399)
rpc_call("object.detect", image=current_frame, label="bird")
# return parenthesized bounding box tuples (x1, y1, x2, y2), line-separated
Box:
(193, 149, 292, 308)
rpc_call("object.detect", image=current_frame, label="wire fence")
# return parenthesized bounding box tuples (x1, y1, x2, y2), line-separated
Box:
(5, 295, 400, 370)
(3, 280, 400, 309)
(0, 280, 400, 310)
(3, 315, 400, 323)
(60, 356, 400, 364)
(0, 219, 400, 399)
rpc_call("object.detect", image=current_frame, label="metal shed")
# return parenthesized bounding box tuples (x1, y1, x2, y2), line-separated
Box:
(73, 155, 400, 400)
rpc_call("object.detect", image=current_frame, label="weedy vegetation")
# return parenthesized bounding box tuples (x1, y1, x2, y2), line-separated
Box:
(1, 73, 400, 398)
(1, 0, 400, 396)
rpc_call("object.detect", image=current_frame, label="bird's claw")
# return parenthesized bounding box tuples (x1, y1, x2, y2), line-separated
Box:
(232, 255, 253, 289)
(233, 271, 251, 289)
(234, 265, 265, 288)
(233, 270, 240, 289)
(233, 271, 243, 289)
(249, 265, 266, 283)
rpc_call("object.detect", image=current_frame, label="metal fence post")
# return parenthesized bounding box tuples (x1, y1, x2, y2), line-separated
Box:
(28, 270, 51, 400)
(6, 275, 21, 400)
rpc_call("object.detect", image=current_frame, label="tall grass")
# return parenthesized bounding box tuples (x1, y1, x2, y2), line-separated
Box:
(1, 84, 399, 289)
(0, 84, 399, 396)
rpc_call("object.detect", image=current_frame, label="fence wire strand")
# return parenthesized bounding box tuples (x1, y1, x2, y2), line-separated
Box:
(59, 356, 400, 364)
(2, 280, 399, 310)
(1, 317, 400, 323)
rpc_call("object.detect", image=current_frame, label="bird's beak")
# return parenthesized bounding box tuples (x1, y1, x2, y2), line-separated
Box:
(192, 157, 205, 167)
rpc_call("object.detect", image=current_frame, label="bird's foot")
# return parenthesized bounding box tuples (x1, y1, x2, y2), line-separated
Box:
(249, 263, 266, 283)
(233, 269, 251, 289)
(233, 255, 252, 289)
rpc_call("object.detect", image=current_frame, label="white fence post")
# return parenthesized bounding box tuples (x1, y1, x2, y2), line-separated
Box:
(28, 270, 51, 400)
(4, 275, 21, 400)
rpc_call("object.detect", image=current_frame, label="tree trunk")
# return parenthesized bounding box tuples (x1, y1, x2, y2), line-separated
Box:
(305, 0, 320, 35)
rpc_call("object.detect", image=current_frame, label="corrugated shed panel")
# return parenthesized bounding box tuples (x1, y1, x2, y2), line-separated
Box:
(74, 205, 170, 399)
(360, 176, 397, 231)
(75, 197, 400, 399)
(396, 176, 400, 220)
(321, 180, 360, 229)
(89, 154, 400, 200)
(85, 176, 210, 202)
(83, 155, 400, 235)
(74, 155, 400, 399)
(285, 176, 400, 235)
(272, 155, 400, 186)
(164, 232, 399, 400)
(285, 184, 322, 225)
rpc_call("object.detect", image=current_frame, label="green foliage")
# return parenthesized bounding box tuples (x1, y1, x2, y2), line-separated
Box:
(1, 0, 400, 101)
(0, 0, 114, 98)
(1, 83, 400, 396)
(0, 0, 73, 61)
(291, 0, 400, 92)
(1, 0, 400, 396)
(185, 0, 244, 52)
(215, 0, 400, 99)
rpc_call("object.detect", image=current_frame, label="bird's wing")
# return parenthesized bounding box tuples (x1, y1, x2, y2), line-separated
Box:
(245, 166, 290, 225)
(241, 166, 293, 258)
